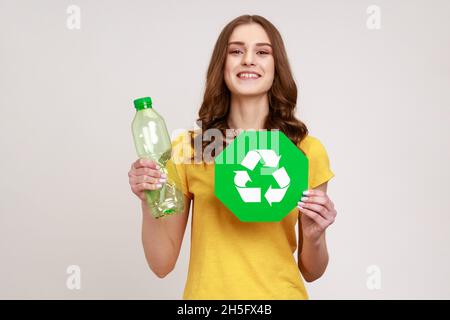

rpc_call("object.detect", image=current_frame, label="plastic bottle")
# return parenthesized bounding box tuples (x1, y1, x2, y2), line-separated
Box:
(131, 96, 185, 218)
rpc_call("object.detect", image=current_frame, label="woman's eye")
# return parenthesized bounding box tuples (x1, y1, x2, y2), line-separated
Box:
(229, 50, 269, 55)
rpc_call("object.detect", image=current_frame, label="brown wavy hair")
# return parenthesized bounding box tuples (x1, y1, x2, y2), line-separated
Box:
(190, 14, 308, 163)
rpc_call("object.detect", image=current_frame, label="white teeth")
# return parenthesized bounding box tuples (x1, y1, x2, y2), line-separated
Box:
(238, 73, 260, 79)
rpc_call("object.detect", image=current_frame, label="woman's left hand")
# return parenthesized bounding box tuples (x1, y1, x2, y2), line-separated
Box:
(297, 189, 337, 243)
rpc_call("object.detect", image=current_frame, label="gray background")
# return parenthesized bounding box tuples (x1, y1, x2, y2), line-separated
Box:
(1, 0, 449, 299)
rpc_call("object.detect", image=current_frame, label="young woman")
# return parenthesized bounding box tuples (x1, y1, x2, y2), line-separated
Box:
(128, 15, 337, 300)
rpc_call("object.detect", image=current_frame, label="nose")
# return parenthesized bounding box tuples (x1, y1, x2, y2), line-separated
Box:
(242, 51, 255, 66)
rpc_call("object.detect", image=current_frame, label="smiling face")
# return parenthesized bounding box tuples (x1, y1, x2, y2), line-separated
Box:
(224, 23, 275, 97)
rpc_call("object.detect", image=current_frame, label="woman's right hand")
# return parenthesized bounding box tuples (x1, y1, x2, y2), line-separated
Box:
(128, 158, 167, 201)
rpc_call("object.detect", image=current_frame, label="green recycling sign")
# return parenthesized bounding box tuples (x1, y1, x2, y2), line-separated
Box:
(214, 130, 309, 222)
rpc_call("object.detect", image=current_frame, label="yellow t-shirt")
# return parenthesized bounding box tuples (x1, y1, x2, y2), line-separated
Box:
(169, 131, 334, 300)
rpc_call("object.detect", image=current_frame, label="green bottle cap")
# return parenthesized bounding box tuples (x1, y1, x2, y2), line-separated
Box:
(133, 97, 152, 110)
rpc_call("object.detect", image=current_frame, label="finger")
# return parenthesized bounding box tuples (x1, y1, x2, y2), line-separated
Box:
(303, 189, 326, 198)
(300, 195, 333, 212)
(298, 201, 332, 221)
(329, 200, 335, 209)
(330, 208, 337, 219)
(297, 205, 327, 228)
(130, 175, 163, 185)
(131, 167, 166, 178)
(133, 158, 160, 170)
(133, 182, 163, 192)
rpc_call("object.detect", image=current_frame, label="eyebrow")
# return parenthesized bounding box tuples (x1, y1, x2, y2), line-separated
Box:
(227, 41, 272, 48)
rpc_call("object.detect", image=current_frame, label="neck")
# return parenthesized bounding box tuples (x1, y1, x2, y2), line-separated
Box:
(227, 94, 269, 130)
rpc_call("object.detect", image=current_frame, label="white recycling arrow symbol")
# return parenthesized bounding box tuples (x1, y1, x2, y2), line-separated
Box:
(233, 149, 290, 206)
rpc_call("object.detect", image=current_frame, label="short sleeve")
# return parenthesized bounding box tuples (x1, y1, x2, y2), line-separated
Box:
(299, 136, 335, 189)
(167, 131, 193, 199)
